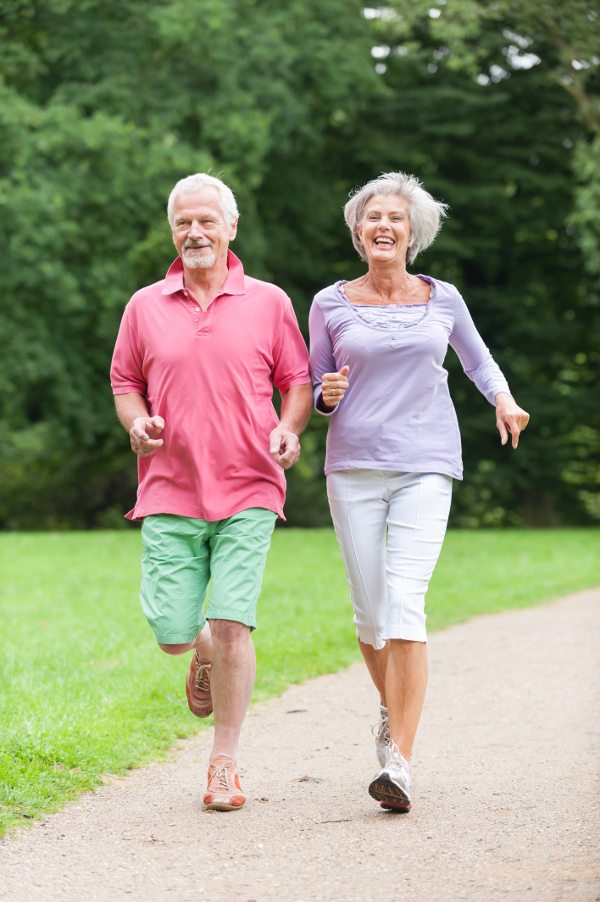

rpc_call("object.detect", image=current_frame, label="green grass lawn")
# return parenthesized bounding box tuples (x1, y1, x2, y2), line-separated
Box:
(0, 527, 598, 836)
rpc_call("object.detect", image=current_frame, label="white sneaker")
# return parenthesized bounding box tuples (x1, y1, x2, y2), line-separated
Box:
(368, 742, 412, 811)
(372, 704, 390, 767)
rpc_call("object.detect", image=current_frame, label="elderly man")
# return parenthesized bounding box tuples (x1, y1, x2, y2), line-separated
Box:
(110, 173, 312, 811)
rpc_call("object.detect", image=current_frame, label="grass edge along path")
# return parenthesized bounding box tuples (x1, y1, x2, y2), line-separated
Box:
(0, 528, 598, 837)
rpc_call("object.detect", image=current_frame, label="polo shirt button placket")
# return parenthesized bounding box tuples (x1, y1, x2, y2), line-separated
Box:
(182, 289, 196, 323)
(196, 301, 211, 337)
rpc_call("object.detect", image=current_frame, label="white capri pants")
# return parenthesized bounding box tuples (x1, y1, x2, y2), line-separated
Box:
(327, 470, 452, 649)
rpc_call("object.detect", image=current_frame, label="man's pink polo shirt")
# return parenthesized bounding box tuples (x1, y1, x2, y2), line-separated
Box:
(110, 251, 310, 521)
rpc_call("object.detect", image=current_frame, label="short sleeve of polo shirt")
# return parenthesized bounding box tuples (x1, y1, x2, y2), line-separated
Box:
(110, 302, 146, 396)
(271, 295, 311, 393)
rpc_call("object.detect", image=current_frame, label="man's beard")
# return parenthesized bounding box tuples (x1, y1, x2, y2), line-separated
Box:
(183, 245, 216, 268)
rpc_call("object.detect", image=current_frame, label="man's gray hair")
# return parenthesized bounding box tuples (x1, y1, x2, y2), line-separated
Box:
(344, 171, 448, 265)
(167, 173, 239, 227)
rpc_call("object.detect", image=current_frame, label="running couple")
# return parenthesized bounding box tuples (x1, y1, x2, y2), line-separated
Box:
(110, 172, 529, 813)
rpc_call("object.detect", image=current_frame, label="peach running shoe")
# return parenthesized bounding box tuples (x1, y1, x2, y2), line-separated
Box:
(185, 650, 213, 718)
(203, 757, 247, 811)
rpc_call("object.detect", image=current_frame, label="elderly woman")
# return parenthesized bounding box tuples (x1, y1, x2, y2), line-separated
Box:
(308, 171, 529, 812)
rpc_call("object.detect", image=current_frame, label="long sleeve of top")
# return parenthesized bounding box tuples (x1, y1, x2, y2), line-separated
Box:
(308, 277, 510, 480)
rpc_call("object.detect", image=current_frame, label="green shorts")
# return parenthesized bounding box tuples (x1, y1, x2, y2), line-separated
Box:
(140, 508, 277, 645)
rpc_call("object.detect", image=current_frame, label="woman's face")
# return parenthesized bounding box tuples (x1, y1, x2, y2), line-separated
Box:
(357, 193, 411, 266)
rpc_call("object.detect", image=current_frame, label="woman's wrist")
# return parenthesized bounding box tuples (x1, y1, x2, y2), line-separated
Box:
(317, 393, 335, 412)
(495, 391, 513, 406)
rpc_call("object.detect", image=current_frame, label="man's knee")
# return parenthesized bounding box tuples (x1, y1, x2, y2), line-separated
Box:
(209, 618, 250, 651)
(158, 642, 194, 655)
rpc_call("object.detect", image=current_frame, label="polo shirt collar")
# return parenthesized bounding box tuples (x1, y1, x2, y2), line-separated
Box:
(161, 250, 246, 297)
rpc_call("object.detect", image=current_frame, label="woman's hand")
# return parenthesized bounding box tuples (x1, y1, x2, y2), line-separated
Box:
(321, 366, 350, 409)
(495, 393, 530, 448)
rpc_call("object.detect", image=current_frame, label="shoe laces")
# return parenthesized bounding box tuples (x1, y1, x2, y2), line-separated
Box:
(387, 740, 410, 772)
(372, 713, 390, 744)
(194, 659, 211, 692)
(208, 759, 234, 793)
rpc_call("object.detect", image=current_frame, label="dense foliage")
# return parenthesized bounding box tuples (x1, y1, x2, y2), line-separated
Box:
(1, 0, 598, 527)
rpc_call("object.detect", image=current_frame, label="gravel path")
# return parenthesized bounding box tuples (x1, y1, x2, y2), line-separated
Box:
(1, 588, 598, 902)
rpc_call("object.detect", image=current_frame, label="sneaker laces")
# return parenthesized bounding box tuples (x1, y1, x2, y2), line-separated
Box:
(209, 760, 234, 793)
(372, 713, 390, 744)
(387, 740, 410, 773)
(194, 658, 211, 692)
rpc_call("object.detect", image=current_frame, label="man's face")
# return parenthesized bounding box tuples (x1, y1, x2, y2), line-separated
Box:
(171, 189, 237, 269)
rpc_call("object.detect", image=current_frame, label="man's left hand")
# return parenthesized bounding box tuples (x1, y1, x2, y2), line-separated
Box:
(270, 425, 301, 469)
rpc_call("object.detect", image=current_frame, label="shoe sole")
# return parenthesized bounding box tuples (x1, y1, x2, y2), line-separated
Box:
(203, 798, 246, 812)
(185, 683, 213, 718)
(368, 775, 411, 811)
(380, 799, 412, 812)
(186, 699, 213, 718)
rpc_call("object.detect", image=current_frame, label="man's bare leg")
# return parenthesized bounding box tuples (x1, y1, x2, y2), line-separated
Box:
(208, 618, 255, 762)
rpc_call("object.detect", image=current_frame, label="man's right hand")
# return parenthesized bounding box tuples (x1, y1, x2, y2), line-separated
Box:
(129, 416, 165, 457)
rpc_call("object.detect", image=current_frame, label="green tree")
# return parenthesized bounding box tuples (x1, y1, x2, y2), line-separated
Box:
(0, 0, 377, 527)
(353, 0, 600, 524)
(0, 0, 597, 527)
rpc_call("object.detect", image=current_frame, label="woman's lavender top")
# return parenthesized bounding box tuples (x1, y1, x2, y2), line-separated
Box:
(308, 277, 510, 480)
